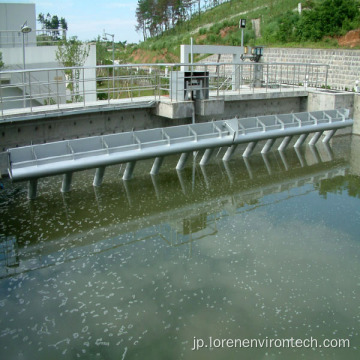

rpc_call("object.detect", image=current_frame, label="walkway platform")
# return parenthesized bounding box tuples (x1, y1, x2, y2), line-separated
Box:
(1, 86, 308, 122)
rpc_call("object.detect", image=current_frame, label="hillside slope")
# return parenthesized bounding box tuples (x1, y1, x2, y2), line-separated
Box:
(129, 0, 360, 63)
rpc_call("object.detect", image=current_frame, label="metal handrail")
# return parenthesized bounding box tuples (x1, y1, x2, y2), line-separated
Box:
(0, 61, 329, 119)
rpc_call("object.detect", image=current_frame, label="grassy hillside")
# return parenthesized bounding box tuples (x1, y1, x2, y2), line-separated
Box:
(128, 0, 360, 63)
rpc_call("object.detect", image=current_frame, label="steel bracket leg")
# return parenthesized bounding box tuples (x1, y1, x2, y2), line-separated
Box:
(150, 157, 164, 176)
(93, 166, 106, 187)
(123, 161, 136, 181)
(243, 141, 257, 158)
(61, 172, 73, 193)
(200, 148, 215, 166)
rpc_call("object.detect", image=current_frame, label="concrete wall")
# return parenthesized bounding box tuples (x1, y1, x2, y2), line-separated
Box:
(0, 108, 191, 152)
(350, 135, 360, 176)
(222, 95, 307, 119)
(307, 89, 355, 136)
(263, 48, 360, 91)
(352, 94, 360, 136)
(307, 90, 355, 114)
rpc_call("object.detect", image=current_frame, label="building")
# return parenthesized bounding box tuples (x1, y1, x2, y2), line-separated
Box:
(0, 2, 96, 109)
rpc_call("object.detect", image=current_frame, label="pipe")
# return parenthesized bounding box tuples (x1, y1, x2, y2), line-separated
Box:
(61, 172, 73, 193)
(261, 138, 275, 154)
(322, 129, 336, 144)
(176, 152, 190, 171)
(123, 161, 136, 181)
(243, 141, 257, 158)
(28, 179, 37, 200)
(93, 166, 106, 187)
(200, 148, 215, 166)
(294, 133, 308, 148)
(223, 144, 238, 162)
(278, 136, 292, 151)
(308, 131, 323, 146)
(150, 157, 164, 176)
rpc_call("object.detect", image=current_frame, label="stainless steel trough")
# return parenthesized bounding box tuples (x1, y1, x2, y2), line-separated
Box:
(7, 109, 353, 199)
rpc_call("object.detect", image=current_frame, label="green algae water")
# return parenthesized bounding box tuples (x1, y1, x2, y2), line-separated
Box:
(0, 136, 359, 359)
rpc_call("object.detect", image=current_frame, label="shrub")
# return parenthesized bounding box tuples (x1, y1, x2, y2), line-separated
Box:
(199, 27, 207, 35)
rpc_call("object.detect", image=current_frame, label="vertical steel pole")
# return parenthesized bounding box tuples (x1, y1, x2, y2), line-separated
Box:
(22, 32, 26, 108)
(56, 69, 60, 109)
(83, 68, 86, 107)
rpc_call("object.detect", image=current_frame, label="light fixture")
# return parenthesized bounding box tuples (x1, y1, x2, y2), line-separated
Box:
(240, 19, 246, 28)
(21, 21, 32, 34)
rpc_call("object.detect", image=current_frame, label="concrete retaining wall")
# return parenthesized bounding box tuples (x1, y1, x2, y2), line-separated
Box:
(201, 47, 360, 91)
(263, 48, 360, 91)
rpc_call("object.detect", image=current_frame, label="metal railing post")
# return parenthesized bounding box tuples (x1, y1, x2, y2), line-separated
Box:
(47, 70, 50, 105)
(83, 68, 86, 107)
(28, 71, 32, 113)
(130, 66, 133, 102)
(107, 67, 110, 104)
(325, 65, 329, 88)
(216, 65, 219, 98)
(0, 72, 3, 117)
(112, 64, 115, 99)
(293, 65, 295, 91)
(56, 69, 60, 109)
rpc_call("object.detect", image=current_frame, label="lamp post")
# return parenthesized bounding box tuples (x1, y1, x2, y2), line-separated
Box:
(239, 19, 246, 49)
(21, 21, 32, 107)
(103, 30, 115, 98)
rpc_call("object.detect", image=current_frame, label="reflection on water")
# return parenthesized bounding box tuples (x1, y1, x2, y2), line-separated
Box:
(0, 137, 360, 359)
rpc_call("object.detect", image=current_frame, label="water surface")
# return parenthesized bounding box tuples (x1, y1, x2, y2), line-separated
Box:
(1, 136, 359, 359)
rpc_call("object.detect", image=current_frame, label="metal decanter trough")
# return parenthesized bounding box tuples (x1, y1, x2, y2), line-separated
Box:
(7, 109, 353, 199)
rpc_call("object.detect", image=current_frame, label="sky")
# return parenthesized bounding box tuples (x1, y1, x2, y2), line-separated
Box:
(3, 0, 142, 43)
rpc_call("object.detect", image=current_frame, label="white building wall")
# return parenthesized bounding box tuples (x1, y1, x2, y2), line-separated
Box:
(0, 3, 37, 47)
(1, 45, 97, 104)
(1, 3, 97, 105)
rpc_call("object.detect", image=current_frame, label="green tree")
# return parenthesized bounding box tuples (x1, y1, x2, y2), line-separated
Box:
(135, 0, 193, 40)
(95, 35, 109, 65)
(38, 12, 68, 40)
(0, 52, 4, 69)
(296, 0, 360, 41)
(271, 0, 360, 43)
(56, 37, 90, 102)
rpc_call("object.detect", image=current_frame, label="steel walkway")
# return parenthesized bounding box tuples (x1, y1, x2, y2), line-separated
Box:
(7, 109, 353, 199)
